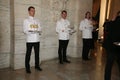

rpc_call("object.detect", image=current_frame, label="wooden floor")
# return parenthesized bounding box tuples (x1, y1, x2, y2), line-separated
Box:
(0, 42, 120, 80)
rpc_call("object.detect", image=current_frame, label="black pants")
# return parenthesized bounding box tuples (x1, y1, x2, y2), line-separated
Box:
(58, 40, 69, 62)
(25, 42, 40, 70)
(82, 39, 93, 60)
(104, 50, 120, 80)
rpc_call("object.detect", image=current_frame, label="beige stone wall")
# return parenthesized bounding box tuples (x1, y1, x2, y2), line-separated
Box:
(0, 0, 10, 68)
(0, 0, 93, 69)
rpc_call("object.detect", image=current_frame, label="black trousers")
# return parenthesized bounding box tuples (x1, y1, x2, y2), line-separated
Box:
(58, 40, 69, 62)
(25, 42, 40, 70)
(104, 50, 120, 80)
(82, 39, 93, 60)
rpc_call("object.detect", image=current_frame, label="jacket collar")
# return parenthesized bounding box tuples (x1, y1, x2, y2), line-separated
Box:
(61, 18, 67, 21)
(29, 16, 34, 19)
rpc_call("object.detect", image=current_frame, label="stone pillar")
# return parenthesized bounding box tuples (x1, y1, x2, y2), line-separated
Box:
(98, 0, 107, 39)
(0, 0, 10, 68)
(10, 0, 14, 69)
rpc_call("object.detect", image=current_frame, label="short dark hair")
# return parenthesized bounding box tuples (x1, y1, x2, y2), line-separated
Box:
(28, 6, 35, 11)
(85, 11, 91, 18)
(61, 10, 67, 14)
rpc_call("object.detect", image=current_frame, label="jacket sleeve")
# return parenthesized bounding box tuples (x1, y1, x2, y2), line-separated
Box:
(79, 21, 85, 31)
(56, 21, 61, 33)
(23, 20, 29, 34)
(37, 19, 42, 31)
(38, 21, 42, 35)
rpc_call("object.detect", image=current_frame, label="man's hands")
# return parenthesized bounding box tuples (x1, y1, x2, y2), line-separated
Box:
(28, 30, 40, 33)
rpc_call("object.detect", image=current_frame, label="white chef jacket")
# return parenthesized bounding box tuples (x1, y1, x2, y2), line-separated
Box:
(56, 18, 71, 40)
(79, 19, 93, 39)
(23, 16, 42, 42)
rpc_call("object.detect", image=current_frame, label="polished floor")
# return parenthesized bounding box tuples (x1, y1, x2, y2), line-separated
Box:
(0, 42, 120, 80)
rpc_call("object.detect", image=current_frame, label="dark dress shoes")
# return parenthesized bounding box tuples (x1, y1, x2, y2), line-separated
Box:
(26, 69, 31, 73)
(59, 61, 64, 64)
(63, 60, 71, 63)
(35, 67, 42, 71)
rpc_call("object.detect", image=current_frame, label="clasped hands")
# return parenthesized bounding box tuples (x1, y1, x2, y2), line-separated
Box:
(28, 30, 42, 35)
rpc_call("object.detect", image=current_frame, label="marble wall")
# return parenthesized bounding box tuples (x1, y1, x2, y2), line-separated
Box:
(0, 0, 93, 69)
(0, 0, 10, 68)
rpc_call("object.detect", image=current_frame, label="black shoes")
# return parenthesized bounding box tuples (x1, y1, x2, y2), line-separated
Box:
(63, 60, 71, 63)
(59, 60, 71, 64)
(35, 67, 42, 71)
(26, 67, 42, 73)
(59, 61, 64, 64)
(26, 69, 31, 73)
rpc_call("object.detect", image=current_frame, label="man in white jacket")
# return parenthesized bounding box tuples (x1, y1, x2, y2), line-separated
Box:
(23, 6, 42, 73)
(56, 10, 71, 64)
(79, 11, 93, 61)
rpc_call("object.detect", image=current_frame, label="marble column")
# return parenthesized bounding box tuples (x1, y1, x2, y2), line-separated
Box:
(0, 0, 10, 68)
